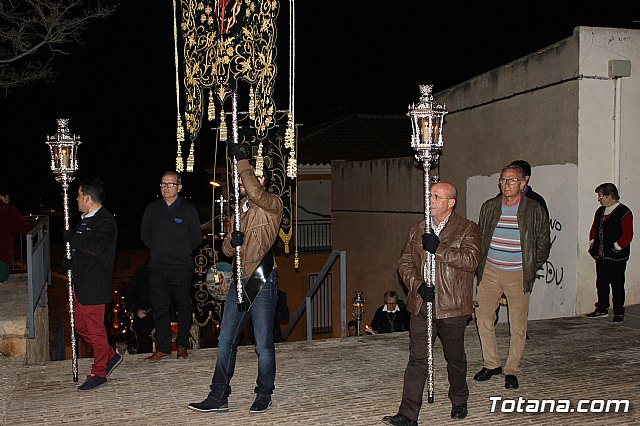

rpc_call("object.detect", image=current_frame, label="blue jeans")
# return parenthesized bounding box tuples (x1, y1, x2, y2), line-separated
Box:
(208, 269, 277, 400)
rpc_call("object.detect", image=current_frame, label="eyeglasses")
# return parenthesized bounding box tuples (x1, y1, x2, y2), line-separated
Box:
(160, 182, 179, 188)
(429, 194, 450, 201)
(597, 194, 608, 201)
(498, 178, 522, 186)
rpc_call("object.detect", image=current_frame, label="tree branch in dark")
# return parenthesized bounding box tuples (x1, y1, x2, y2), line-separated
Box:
(0, 0, 118, 91)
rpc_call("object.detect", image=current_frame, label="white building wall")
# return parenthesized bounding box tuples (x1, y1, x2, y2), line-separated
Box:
(576, 27, 640, 314)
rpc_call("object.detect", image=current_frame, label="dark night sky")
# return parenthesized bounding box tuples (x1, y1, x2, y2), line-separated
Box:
(1, 0, 638, 224)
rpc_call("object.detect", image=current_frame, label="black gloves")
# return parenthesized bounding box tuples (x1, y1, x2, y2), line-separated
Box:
(62, 229, 74, 242)
(228, 143, 247, 161)
(422, 232, 440, 254)
(230, 230, 245, 248)
(62, 256, 72, 271)
(417, 282, 435, 303)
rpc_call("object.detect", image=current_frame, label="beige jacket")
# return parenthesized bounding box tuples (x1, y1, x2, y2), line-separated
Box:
(223, 159, 283, 278)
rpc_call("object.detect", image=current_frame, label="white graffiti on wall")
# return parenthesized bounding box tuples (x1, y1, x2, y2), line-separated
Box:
(538, 218, 564, 286)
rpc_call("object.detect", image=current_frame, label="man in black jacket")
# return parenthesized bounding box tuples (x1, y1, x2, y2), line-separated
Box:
(141, 171, 201, 361)
(65, 177, 120, 391)
(508, 160, 548, 218)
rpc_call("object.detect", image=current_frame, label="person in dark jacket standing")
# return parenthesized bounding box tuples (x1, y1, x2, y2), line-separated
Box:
(508, 160, 549, 218)
(65, 178, 121, 391)
(0, 186, 35, 282)
(383, 182, 481, 425)
(587, 183, 633, 323)
(126, 263, 154, 353)
(474, 165, 550, 391)
(189, 144, 283, 415)
(141, 171, 201, 361)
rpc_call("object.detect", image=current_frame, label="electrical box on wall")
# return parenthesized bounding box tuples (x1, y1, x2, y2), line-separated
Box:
(608, 60, 631, 78)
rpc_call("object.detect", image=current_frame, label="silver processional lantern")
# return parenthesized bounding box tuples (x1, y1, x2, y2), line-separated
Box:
(46, 118, 81, 382)
(407, 84, 447, 404)
(408, 84, 446, 176)
(351, 291, 366, 337)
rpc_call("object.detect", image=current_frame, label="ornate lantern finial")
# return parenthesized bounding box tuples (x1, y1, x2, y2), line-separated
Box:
(45, 118, 82, 182)
(407, 85, 447, 167)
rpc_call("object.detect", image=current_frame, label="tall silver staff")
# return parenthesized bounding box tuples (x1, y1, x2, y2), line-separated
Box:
(407, 85, 447, 403)
(230, 92, 245, 308)
(45, 119, 82, 382)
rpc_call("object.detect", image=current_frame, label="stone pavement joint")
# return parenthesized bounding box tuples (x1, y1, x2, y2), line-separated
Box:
(1, 305, 639, 425)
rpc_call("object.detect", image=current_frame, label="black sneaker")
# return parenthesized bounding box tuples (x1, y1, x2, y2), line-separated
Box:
(586, 310, 608, 318)
(613, 315, 624, 323)
(105, 352, 123, 377)
(188, 398, 229, 413)
(249, 394, 272, 413)
(77, 374, 107, 391)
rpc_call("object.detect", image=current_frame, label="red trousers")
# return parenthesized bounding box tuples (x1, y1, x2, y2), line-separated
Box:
(73, 292, 115, 378)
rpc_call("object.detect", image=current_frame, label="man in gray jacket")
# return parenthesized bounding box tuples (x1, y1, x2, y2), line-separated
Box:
(474, 164, 550, 390)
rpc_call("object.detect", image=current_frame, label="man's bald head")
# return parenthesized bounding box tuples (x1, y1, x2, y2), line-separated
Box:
(432, 182, 457, 200)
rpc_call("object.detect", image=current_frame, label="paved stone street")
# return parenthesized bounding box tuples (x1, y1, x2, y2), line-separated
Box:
(1, 306, 639, 425)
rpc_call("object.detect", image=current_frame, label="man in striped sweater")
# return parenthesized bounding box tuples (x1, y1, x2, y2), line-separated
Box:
(474, 164, 550, 390)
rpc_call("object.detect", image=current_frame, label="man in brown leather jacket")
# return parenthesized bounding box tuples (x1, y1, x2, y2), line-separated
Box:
(383, 182, 481, 426)
(189, 143, 283, 415)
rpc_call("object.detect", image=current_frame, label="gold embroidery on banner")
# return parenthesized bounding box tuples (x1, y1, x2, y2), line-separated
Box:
(181, 0, 278, 141)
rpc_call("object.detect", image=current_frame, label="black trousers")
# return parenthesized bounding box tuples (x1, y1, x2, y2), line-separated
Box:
(398, 303, 469, 421)
(149, 266, 193, 353)
(595, 258, 627, 316)
(133, 315, 155, 354)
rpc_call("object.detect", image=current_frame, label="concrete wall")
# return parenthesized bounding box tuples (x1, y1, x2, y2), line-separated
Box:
(575, 27, 640, 314)
(332, 158, 424, 329)
(436, 30, 580, 216)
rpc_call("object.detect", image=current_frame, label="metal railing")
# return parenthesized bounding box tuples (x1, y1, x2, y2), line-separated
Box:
(26, 217, 51, 339)
(308, 273, 333, 334)
(283, 250, 347, 341)
(275, 220, 332, 254)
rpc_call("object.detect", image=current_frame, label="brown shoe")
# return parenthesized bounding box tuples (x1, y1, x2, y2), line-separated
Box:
(145, 351, 171, 362)
(177, 347, 188, 359)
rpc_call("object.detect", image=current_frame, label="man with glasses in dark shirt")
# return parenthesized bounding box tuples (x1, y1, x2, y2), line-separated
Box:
(141, 171, 201, 361)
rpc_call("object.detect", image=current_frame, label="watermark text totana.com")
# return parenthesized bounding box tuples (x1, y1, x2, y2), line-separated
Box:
(490, 396, 630, 413)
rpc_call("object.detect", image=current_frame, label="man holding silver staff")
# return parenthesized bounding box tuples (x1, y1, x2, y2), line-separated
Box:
(189, 143, 283, 415)
(63, 177, 120, 391)
(474, 164, 550, 390)
(383, 182, 481, 425)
